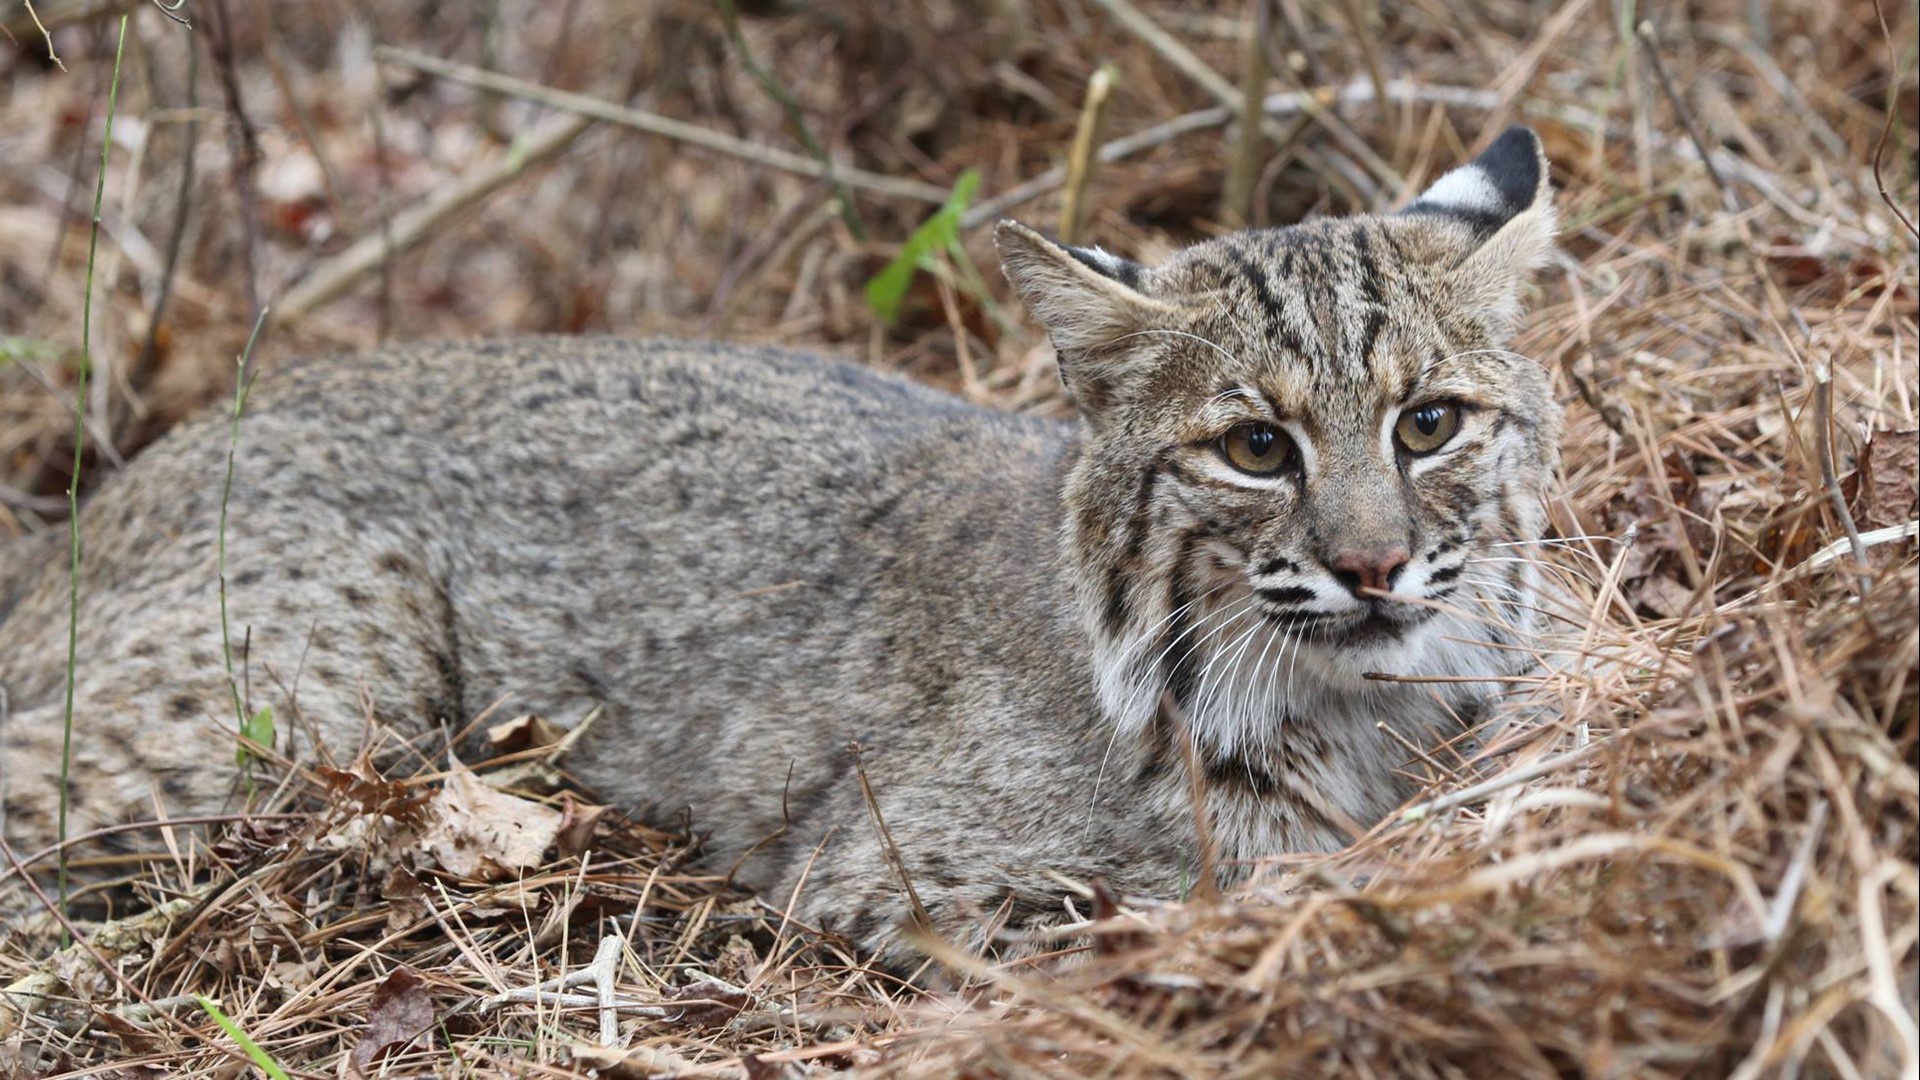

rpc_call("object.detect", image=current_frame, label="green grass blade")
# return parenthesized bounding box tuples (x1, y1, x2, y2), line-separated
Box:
(57, 10, 130, 932)
(866, 169, 981, 323)
(195, 996, 292, 1080)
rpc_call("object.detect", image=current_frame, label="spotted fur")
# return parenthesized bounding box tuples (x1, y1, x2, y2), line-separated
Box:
(0, 129, 1561, 965)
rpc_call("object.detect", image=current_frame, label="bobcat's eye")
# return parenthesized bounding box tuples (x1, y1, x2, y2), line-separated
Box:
(1395, 403, 1461, 455)
(1219, 424, 1294, 475)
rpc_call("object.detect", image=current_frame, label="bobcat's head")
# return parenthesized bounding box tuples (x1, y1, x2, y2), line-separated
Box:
(998, 127, 1564, 756)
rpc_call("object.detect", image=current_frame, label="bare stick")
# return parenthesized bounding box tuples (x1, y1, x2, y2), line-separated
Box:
(273, 111, 594, 323)
(590, 932, 621, 1046)
(374, 47, 953, 206)
(1868, 0, 1919, 238)
(1084, 0, 1398, 188)
(1813, 368, 1872, 591)
(849, 742, 933, 932)
(1059, 63, 1119, 244)
(1220, 1, 1270, 228)
(1635, 21, 1743, 213)
(1162, 694, 1221, 903)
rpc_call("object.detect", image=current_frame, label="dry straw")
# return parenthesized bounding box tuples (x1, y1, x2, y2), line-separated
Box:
(0, 0, 1913, 1076)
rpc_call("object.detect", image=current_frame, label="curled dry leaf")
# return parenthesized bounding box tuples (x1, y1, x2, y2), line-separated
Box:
(485, 713, 568, 754)
(418, 755, 606, 881)
(352, 967, 435, 1076)
(1855, 427, 1919, 533)
(662, 979, 752, 1030)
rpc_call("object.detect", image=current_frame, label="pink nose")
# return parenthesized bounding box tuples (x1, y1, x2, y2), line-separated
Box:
(1331, 547, 1410, 597)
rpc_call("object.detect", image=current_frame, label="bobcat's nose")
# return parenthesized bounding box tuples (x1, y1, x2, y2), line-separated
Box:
(1330, 546, 1410, 598)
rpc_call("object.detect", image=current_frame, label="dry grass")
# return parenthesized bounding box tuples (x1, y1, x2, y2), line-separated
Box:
(1, 0, 1915, 1076)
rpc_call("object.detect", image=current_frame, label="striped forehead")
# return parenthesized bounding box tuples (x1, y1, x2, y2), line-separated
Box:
(1168, 221, 1428, 410)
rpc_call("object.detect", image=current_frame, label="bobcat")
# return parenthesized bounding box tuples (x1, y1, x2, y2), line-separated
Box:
(0, 128, 1562, 960)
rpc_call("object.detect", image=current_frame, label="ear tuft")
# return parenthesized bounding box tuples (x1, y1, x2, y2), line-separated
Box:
(1399, 128, 1557, 338)
(1402, 126, 1550, 236)
(995, 220, 1175, 418)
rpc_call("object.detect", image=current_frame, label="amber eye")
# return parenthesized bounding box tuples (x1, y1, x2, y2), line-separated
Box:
(1219, 424, 1294, 475)
(1395, 403, 1462, 454)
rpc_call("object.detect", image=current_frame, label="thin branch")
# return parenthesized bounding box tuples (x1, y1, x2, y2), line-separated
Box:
(273, 111, 596, 323)
(1868, 0, 1919, 238)
(1635, 20, 1743, 214)
(1059, 63, 1119, 244)
(374, 47, 953, 206)
(1813, 368, 1872, 592)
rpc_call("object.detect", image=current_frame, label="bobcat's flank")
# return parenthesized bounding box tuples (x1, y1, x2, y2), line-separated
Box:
(0, 128, 1562, 960)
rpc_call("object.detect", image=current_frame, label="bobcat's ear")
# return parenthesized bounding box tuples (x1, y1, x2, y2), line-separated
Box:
(995, 220, 1179, 417)
(1400, 126, 1557, 336)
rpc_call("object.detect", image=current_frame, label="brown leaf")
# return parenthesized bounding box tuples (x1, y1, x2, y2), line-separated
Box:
(316, 762, 433, 824)
(1633, 574, 1697, 620)
(418, 755, 566, 881)
(662, 978, 751, 1030)
(484, 713, 567, 754)
(1855, 427, 1919, 532)
(554, 792, 611, 859)
(351, 967, 435, 1076)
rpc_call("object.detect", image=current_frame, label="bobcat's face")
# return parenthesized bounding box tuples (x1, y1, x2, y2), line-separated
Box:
(1000, 127, 1563, 755)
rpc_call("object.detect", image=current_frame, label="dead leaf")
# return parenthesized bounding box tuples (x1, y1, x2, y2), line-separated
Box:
(418, 755, 566, 881)
(316, 761, 432, 824)
(485, 713, 567, 754)
(569, 1043, 698, 1077)
(382, 866, 432, 935)
(555, 793, 610, 859)
(1855, 427, 1919, 532)
(662, 979, 751, 1030)
(1634, 574, 1697, 620)
(351, 967, 435, 1076)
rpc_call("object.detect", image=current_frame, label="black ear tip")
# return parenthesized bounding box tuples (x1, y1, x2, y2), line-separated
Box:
(1477, 126, 1547, 209)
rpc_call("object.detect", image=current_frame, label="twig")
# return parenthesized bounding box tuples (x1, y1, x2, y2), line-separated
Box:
(374, 47, 953, 206)
(849, 741, 933, 932)
(716, 0, 865, 240)
(1162, 694, 1221, 903)
(1762, 799, 1828, 943)
(1399, 738, 1612, 823)
(1791, 520, 1918, 576)
(136, 37, 199, 377)
(590, 932, 621, 1046)
(1220, 2, 1270, 228)
(273, 111, 594, 323)
(1083, 0, 1399, 189)
(1813, 369, 1872, 591)
(204, 0, 266, 315)
(58, 10, 129, 935)
(483, 990, 667, 1017)
(1867, 0, 1919, 239)
(1059, 63, 1118, 244)
(17, 0, 63, 69)
(961, 105, 1235, 229)
(1635, 20, 1743, 214)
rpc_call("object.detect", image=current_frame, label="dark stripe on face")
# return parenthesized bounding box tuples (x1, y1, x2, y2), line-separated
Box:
(1120, 460, 1162, 560)
(1428, 564, 1463, 586)
(1259, 585, 1317, 606)
(1226, 246, 1285, 323)
(1101, 567, 1132, 637)
(1256, 555, 1302, 575)
(1350, 228, 1388, 367)
(1162, 534, 1206, 708)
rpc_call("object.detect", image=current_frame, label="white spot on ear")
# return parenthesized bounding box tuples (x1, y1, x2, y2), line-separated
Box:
(1419, 165, 1504, 216)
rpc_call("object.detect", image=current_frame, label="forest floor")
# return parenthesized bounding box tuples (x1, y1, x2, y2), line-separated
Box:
(0, 0, 1915, 1076)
